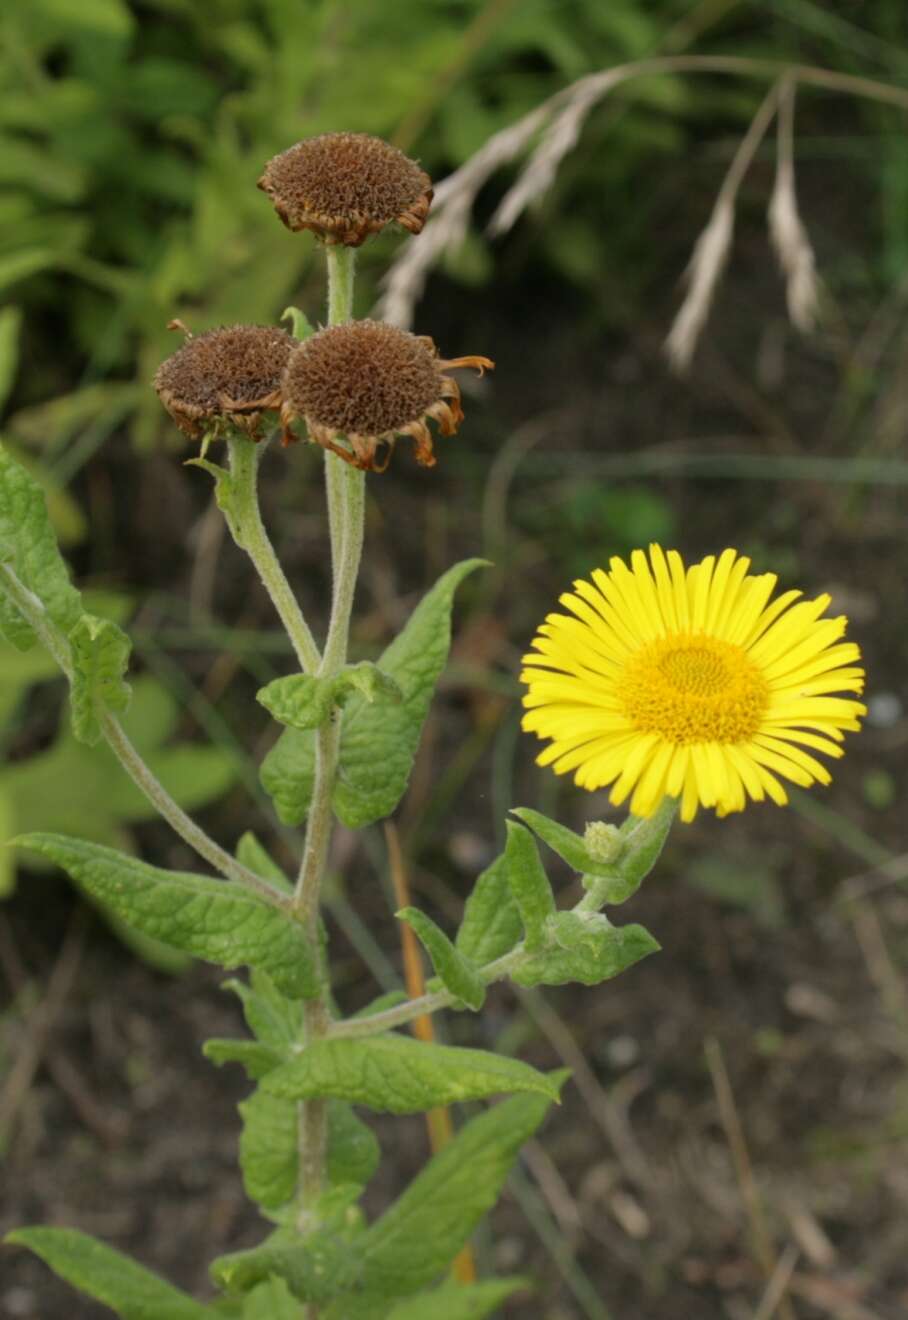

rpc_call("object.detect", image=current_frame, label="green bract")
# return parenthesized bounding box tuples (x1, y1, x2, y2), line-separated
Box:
(397, 905, 486, 1009)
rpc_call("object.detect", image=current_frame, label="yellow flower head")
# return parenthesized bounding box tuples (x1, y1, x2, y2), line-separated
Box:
(521, 545, 865, 822)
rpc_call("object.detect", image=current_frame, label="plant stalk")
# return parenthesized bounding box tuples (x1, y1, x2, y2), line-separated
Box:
(225, 435, 322, 674)
(294, 245, 363, 1239)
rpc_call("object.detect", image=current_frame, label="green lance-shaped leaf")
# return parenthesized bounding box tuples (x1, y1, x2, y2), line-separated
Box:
(235, 830, 292, 893)
(262, 1034, 561, 1114)
(4, 1227, 208, 1319)
(511, 806, 620, 878)
(203, 1038, 285, 1080)
(384, 1277, 530, 1319)
(0, 443, 83, 647)
(242, 1277, 301, 1319)
(262, 560, 487, 828)
(16, 834, 318, 998)
(397, 906, 485, 1010)
(504, 820, 555, 952)
(333, 558, 486, 829)
(355, 1079, 567, 1299)
(512, 918, 659, 988)
(68, 613, 132, 745)
(455, 850, 523, 967)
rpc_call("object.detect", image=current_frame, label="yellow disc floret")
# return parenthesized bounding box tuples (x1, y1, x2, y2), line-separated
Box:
(620, 634, 769, 744)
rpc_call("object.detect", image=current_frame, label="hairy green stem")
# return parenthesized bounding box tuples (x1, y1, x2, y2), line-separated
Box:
(328, 945, 527, 1040)
(294, 245, 362, 1239)
(226, 435, 322, 674)
(0, 564, 284, 906)
(323, 245, 358, 578)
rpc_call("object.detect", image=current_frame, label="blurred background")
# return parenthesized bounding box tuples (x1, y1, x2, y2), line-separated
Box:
(2, 1, 907, 1317)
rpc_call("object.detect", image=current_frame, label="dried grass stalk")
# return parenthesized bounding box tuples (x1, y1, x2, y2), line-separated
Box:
(768, 81, 819, 333)
(381, 55, 904, 335)
(665, 82, 781, 374)
(664, 200, 735, 374)
(377, 103, 551, 326)
(488, 69, 625, 236)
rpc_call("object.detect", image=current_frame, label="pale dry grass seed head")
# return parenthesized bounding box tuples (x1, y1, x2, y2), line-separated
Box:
(768, 81, 820, 334)
(664, 201, 735, 375)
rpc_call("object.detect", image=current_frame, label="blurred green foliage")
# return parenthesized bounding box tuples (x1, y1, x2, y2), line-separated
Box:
(1, 0, 686, 455)
(521, 481, 676, 579)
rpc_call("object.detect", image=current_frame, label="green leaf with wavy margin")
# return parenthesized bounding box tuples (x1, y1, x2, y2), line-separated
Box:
(4, 1227, 207, 1319)
(333, 558, 486, 828)
(262, 1034, 559, 1113)
(211, 1206, 362, 1306)
(69, 613, 131, 745)
(261, 560, 486, 827)
(511, 919, 659, 988)
(258, 664, 401, 733)
(15, 833, 317, 998)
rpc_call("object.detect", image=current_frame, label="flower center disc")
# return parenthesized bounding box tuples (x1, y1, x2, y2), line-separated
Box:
(620, 633, 769, 744)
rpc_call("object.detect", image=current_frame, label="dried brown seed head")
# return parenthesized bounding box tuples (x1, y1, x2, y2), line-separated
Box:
(153, 324, 295, 440)
(281, 320, 493, 471)
(284, 321, 442, 437)
(258, 133, 433, 246)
